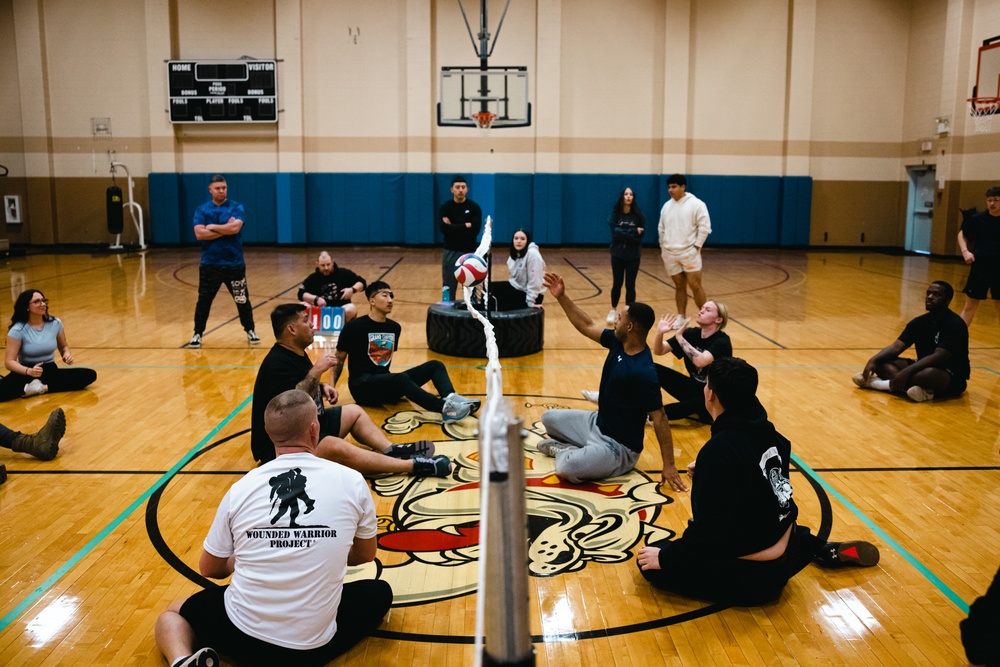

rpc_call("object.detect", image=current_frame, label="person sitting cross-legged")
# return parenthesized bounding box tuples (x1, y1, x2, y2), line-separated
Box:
(155, 389, 392, 667)
(852, 280, 969, 403)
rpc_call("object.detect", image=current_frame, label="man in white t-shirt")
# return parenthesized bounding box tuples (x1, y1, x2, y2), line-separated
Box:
(658, 174, 712, 321)
(154, 389, 392, 667)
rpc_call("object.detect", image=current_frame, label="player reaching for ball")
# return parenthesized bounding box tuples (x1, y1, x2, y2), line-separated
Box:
(335, 281, 481, 421)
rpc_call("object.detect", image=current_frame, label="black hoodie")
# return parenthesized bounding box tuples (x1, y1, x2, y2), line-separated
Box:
(680, 398, 799, 558)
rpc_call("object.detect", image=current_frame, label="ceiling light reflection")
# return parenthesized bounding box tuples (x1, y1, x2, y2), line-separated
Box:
(27, 596, 79, 647)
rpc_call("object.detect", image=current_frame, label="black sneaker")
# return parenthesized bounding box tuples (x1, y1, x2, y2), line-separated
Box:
(247, 330, 261, 345)
(412, 455, 452, 477)
(386, 440, 435, 460)
(815, 541, 880, 568)
(188, 333, 202, 348)
(172, 646, 219, 667)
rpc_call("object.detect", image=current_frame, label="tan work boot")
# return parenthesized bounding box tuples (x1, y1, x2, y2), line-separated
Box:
(11, 407, 65, 461)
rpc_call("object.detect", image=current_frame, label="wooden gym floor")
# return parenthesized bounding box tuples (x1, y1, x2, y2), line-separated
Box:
(1, 246, 998, 666)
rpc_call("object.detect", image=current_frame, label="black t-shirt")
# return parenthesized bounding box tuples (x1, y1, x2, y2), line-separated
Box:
(682, 401, 799, 558)
(961, 211, 1000, 259)
(297, 265, 367, 306)
(898, 310, 970, 379)
(251, 344, 321, 463)
(336, 315, 402, 383)
(595, 329, 662, 453)
(609, 210, 646, 260)
(438, 198, 482, 251)
(668, 328, 733, 383)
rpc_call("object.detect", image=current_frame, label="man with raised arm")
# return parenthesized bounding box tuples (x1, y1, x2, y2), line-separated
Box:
(155, 389, 392, 666)
(536, 272, 687, 491)
(188, 174, 258, 348)
(251, 303, 451, 478)
(638, 357, 880, 605)
(852, 280, 969, 403)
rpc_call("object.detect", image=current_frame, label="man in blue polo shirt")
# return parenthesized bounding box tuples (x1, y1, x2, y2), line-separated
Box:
(188, 174, 258, 347)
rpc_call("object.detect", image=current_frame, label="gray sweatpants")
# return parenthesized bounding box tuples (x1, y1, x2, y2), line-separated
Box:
(540, 409, 640, 483)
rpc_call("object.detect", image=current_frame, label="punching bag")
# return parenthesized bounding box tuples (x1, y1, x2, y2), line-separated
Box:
(107, 185, 123, 234)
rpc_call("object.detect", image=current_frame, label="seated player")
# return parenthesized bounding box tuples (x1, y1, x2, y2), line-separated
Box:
(251, 303, 450, 478)
(297, 251, 367, 323)
(638, 357, 880, 606)
(335, 281, 480, 421)
(154, 389, 392, 667)
(582, 300, 731, 424)
(536, 272, 686, 490)
(489, 229, 545, 311)
(852, 280, 969, 402)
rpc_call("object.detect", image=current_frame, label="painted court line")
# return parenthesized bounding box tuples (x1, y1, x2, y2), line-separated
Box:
(791, 453, 970, 614)
(0, 395, 253, 634)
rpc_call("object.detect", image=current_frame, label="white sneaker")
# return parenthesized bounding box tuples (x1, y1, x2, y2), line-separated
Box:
(906, 386, 934, 402)
(581, 390, 599, 404)
(672, 315, 684, 330)
(23, 379, 48, 397)
(606, 309, 616, 327)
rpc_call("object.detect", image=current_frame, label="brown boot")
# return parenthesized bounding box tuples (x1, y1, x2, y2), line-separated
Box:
(11, 407, 65, 461)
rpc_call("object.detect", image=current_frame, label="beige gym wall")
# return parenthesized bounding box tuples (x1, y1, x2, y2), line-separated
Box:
(1, 0, 997, 250)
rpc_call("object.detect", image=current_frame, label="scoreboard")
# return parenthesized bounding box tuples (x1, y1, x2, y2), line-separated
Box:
(167, 60, 277, 123)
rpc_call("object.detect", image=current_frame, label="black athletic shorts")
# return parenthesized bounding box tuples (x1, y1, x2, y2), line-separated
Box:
(963, 260, 1000, 300)
(318, 406, 343, 438)
(898, 359, 967, 398)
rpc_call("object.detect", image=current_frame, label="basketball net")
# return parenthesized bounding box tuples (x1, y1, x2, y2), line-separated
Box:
(465, 215, 508, 666)
(472, 111, 496, 137)
(968, 98, 999, 133)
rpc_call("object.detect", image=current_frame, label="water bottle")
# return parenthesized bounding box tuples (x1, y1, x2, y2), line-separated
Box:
(442, 286, 450, 302)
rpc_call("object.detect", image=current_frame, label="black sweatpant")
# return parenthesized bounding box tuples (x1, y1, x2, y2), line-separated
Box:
(0, 362, 97, 402)
(193, 263, 255, 334)
(655, 363, 709, 420)
(639, 524, 825, 606)
(610, 256, 640, 308)
(348, 361, 454, 413)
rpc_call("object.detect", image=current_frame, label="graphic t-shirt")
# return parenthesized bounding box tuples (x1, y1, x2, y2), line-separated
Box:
(595, 329, 662, 453)
(297, 265, 367, 307)
(204, 452, 377, 649)
(337, 315, 401, 381)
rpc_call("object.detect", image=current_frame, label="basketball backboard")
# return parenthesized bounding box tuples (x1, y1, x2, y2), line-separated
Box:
(972, 36, 1000, 101)
(437, 66, 531, 128)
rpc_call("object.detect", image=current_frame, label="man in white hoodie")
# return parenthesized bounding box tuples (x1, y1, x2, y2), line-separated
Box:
(658, 174, 712, 320)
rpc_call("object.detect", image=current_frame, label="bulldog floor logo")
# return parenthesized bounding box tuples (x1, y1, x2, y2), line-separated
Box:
(345, 405, 677, 606)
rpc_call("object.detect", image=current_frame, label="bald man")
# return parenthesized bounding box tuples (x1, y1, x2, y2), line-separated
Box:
(297, 251, 367, 322)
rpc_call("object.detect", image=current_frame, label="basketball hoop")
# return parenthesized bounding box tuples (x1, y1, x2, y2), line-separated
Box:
(968, 97, 999, 133)
(471, 111, 496, 136)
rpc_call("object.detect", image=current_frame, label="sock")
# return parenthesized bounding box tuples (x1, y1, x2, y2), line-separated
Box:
(870, 379, 891, 391)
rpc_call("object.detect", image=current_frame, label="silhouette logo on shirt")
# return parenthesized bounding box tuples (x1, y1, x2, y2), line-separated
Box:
(269, 467, 316, 528)
(367, 333, 395, 367)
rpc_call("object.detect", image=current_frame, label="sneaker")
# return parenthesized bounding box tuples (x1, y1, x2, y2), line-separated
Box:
(672, 315, 685, 330)
(536, 438, 572, 458)
(188, 333, 202, 348)
(172, 647, 220, 667)
(412, 454, 452, 477)
(906, 385, 934, 403)
(815, 541, 880, 568)
(605, 309, 616, 327)
(23, 379, 48, 397)
(852, 372, 872, 389)
(442, 393, 480, 422)
(247, 330, 261, 345)
(386, 440, 435, 460)
(581, 390, 599, 404)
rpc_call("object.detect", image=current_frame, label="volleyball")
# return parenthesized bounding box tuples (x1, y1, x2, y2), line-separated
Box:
(454, 253, 488, 287)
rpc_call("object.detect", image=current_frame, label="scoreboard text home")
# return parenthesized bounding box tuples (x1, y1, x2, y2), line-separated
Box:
(167, 60, 277, 123)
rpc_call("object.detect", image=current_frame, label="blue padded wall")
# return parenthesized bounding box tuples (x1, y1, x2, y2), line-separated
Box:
(149, 172, 811, 247)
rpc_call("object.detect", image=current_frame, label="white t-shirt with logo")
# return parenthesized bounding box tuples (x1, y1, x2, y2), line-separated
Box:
(203, 452, 377, 649)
